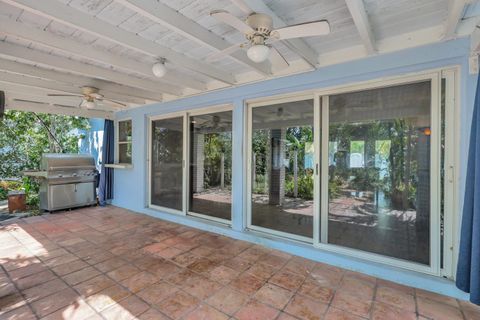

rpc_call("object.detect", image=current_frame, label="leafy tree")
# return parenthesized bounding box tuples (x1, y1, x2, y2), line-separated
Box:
(203, 132, 232, 188)
(0, 110, 90, 203)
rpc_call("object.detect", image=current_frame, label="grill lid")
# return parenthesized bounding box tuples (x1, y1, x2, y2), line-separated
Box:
(41, 153, 96, 171)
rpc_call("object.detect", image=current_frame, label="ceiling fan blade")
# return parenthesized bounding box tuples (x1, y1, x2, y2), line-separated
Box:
(271, 20, 330, 40)
(98, 98, 127, 108)
(206, 43, 246, 62)
(90, 93, 104, 99)
(47, 93, 83, 97)
(231, 0, 254, 15)
(210, 10, 253, 34)
(269, 46, 289, 71)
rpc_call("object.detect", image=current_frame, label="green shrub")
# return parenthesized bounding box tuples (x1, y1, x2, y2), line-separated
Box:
(22, 177, 40, 209)
(0, 180, 23, 201)
(329, 176, 344, 199)
(285, 174, 313, 200)
(253, 174, 267, 194)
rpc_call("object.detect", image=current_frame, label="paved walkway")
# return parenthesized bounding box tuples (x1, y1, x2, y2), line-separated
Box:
(0, 206, 479, 320)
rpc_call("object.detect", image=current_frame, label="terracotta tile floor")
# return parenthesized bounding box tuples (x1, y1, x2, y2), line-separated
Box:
(0, 206, 479, 320)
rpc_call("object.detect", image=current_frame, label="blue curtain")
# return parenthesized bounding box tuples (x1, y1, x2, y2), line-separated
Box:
(456, 73, 480, 305)
(98, 119, 114, 206)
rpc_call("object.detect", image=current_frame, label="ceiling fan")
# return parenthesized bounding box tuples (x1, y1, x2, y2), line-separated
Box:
(197, 115, 232, 131)
(208, 0, 330, 69)
(47, 86, 126, 109)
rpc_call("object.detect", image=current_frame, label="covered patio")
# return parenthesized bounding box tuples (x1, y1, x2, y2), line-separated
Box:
(3, 0, 480, 318)
(1, 206, 479, 320)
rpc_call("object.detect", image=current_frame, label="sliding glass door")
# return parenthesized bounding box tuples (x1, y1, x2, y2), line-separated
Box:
(325, 81, 433, 265)
(189, 110, 232, 222)
(150, 116, 185, 212)
(149, 106, 233, 222)
(248, 99, 316, 239)
(247, 72, 447, 274)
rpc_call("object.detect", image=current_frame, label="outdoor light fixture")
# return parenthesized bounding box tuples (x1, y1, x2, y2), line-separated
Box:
(82, 100, 96, 109)
(247, 44, 270, 63)
(152, 58, 167, 78)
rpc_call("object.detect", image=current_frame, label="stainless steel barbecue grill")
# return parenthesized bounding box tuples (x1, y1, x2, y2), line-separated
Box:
(24, 154, 98, 211)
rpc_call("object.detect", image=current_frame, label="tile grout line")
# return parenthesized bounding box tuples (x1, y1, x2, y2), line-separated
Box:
(0, 233, 40, 320)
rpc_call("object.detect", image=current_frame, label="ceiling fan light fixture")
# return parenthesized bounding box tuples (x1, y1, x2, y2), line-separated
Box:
(152, 59, 167, 78)
(247, 44, 270, 63)
(83, 100, 96, 109)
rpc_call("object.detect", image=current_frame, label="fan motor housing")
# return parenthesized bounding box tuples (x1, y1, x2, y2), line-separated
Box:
(246, 13, 273, 37)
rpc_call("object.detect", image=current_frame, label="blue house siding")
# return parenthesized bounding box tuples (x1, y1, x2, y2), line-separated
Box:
(112, 38, 476, 300)
(79, 118, 104, 171)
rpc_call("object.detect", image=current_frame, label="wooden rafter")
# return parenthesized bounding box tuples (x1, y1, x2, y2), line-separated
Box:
(345, 0, 376, 54)
(0, 18, 207, 91)
(0, 41, 179, 96)
(0, 59, 163, 102)
(0, 72, 145, 105)
(116, 0, 271, 75)
(6, 100, 114, 119)
(3, 0, 236, 84)
(444, 0, 469, 39)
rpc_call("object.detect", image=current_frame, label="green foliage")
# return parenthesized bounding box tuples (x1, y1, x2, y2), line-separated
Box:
(252, 130, 268, 176)
(203, 132, 232, 188)
(349, 167, 381, 192)
(285, 174, 314, 200)
(0, 110, 90, 208)
(253, 174, 267, 194)
(0, 110, 90, 178)
(0, 180, 23, 201)
(329, 176, 343, 199)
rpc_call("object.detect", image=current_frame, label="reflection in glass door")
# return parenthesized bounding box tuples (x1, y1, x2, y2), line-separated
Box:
(325, 81, 433, 265)
(250, 99, 315, 238)
(150, 117, 184, 211)
(189, 110, 233, 221)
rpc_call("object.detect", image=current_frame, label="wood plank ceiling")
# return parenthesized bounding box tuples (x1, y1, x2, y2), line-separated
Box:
(0, 0, 477, 118)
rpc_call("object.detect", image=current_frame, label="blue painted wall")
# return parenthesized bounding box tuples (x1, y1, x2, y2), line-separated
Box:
(79, 118, 104, 171)
(112, 38, 476, 299)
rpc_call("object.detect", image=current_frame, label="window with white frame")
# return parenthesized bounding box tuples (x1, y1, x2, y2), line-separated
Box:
(117, 119, 132, 164)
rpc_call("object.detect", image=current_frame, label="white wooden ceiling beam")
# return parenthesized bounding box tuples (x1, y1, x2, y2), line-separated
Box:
(6, 93, 123, 112)
(6, 100, 114, 120)
(444, 0, 469, 39)
(0, 72, 145, 105)
(0, 41, 179, 96)
(2, 0, 236, 84)
(239, 0, 319, 66)
(345, 0, 376, 54)
(6, 91, 83, 108)
(116, 0, 271, 75)
(0, 82, 70, 98)
(0, 58, 163, 102)
(3, 83, 124, 111)
(0, 18, 207, 91)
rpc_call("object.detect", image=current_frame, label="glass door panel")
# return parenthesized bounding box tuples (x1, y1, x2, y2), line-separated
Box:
(251, 99, 315, 238)
(189, 111, 232, 221)
(326, 81, 432, 265)
(151, 117, 184, 211)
